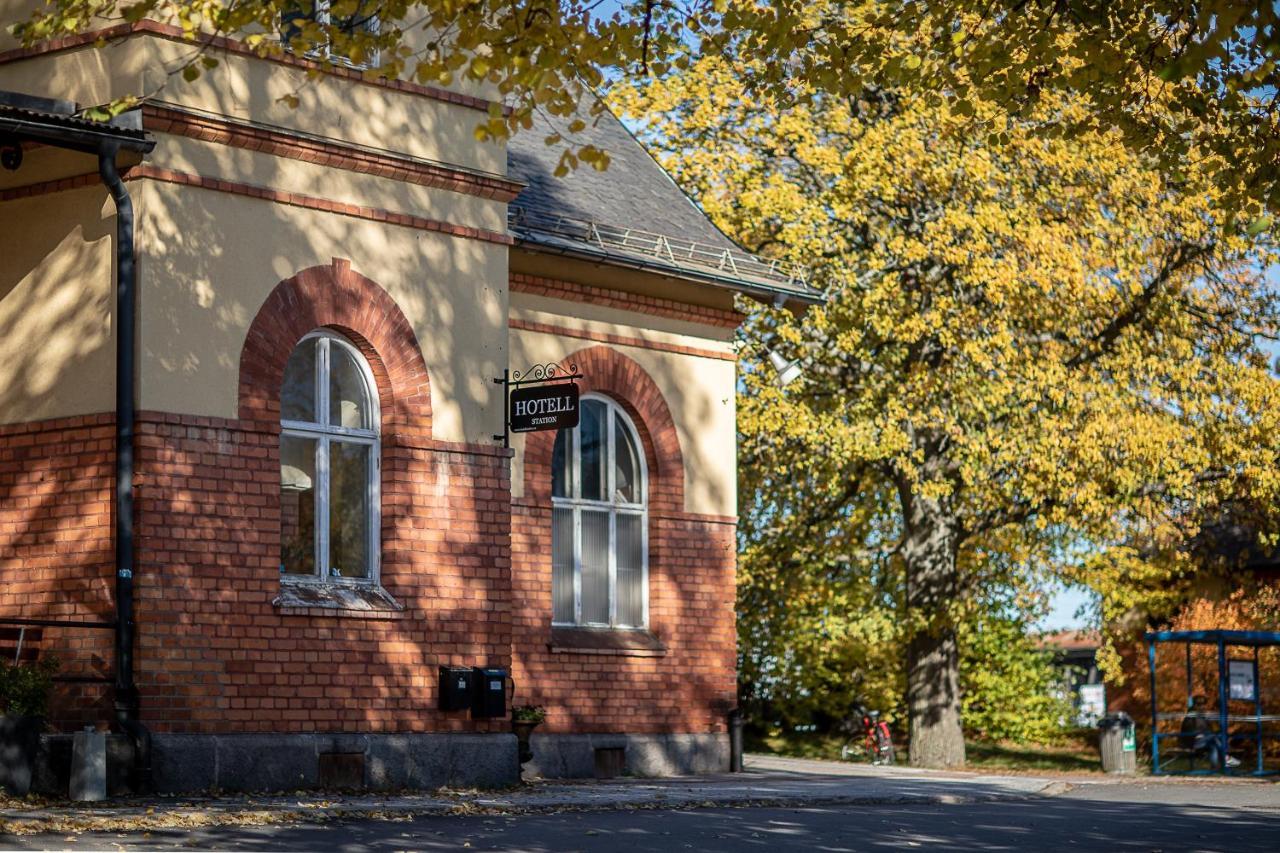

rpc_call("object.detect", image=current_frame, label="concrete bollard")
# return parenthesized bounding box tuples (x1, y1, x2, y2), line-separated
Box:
(70, 727, 107, 801)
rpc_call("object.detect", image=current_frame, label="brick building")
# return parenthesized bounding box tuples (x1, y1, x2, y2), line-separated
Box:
(0, 17, 818, 792)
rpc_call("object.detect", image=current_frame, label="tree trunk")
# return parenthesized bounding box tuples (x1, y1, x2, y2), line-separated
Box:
(900, 483, 966, 768)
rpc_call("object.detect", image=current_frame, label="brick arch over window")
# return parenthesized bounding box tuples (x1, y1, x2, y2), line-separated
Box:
(523, 346, 684, 514)
(238, 258, 431, 440)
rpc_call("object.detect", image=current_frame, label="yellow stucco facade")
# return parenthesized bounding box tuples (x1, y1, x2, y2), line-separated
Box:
(0, 24, 742, 517)
(508, 290, 738, 516)
(0, 184, 116, 421)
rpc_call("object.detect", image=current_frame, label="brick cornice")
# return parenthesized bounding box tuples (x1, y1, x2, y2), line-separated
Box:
(134, 410, 510, 458)
(510, 272, 744, 329)
(509, 318, 736, 362)
(142, 105, 523, 202)
(0, 411, 509, 461)
(2, 168, 517, 246)
(0, 20, 503, 115)
(0, 173, 100, 202)
(513, 497, 735, 526)
(127, 165, 514, 246)
(0, 412, 114, 437)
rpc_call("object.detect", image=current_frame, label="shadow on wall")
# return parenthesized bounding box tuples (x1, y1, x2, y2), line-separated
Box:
(137, 168, 505, 435)
(0, 57, 743, 749)
(510, 506, 737, 741)
(0, 414, 117, 728)
(131, 429, 516, 737)
(129, 259, 514, 739)
(0, 177, 118, 724)
(0, 181, 115, 423)
(134, 58, 509, 435)
(509, 348, 737, 743)
(508, 286, 736, 522)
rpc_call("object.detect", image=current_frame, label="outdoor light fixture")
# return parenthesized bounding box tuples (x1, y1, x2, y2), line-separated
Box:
(768, 350, 804, 388)
(0, 140, 21, 171)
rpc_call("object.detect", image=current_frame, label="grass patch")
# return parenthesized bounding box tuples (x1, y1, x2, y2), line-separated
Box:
(746, 730, 851, 763)
(748, 728, 1105, 774)
(965, 735, 1101, 774)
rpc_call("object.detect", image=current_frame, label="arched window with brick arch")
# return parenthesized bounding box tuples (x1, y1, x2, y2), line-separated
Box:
(550, 394, 648, 628)
(239, 259, 434, 605)
(279, 330, 381, 583)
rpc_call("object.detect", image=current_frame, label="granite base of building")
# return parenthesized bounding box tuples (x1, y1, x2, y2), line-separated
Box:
(32, 733, 136, 797)
(151, 733, 518, 793)
(525, 733, 729, 778)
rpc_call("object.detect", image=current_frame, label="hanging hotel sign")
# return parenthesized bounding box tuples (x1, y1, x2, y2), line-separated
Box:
(510, 383, 579, 433)
(493, 362, 583, 448)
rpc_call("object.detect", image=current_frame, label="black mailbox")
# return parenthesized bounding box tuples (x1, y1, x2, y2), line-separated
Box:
(439, 665, 474, 711)
(471, 667, 507, 718)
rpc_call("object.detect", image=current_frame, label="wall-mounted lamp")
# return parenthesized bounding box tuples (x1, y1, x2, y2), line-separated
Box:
(768, 350, 804, 388)
(0, 140, 22, 172)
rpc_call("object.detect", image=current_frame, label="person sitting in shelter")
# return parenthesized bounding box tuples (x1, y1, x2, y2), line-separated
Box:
(1179, 695, 1241, 769)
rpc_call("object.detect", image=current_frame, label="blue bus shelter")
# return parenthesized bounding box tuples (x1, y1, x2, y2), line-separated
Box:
(1146, 630, 1280, 776)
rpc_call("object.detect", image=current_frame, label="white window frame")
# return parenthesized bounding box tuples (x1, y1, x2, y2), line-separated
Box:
(551, 394, 649, 629)
(282, 0, 381, 69)
(280, 330, 381, 586)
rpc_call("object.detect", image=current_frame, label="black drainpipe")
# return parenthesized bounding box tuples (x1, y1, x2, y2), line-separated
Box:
(99, 144, 152, 792)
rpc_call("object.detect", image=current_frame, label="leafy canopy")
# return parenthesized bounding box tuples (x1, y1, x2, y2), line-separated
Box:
(11, 1, 1280, 215)
(613, 52, 1280, 713)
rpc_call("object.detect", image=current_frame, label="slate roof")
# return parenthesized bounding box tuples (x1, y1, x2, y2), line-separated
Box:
(507, 102, 821, 305)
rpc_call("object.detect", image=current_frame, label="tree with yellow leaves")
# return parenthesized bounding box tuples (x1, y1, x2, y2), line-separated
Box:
(614, 57, 1280, 767)
(10, 2, 1280, 213)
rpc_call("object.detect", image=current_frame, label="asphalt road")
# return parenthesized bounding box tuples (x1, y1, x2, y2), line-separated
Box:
(4, 783, 1279, 852)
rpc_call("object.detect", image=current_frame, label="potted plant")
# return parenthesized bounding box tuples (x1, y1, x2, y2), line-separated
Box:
(511, 704, 546, 769)
(0, 655, 58, 796)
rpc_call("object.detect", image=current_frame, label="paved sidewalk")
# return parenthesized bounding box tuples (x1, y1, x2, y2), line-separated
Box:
(0, 755, 1067, 836)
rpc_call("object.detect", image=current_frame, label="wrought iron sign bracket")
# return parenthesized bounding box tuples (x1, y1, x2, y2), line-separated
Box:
(493, 362, 583, 448)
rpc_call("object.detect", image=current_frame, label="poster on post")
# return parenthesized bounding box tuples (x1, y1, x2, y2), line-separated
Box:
(1228, 659, 1257, 701)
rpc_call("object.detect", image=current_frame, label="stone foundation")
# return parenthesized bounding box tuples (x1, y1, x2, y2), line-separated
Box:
(151, 732, 518, 793)
(525, 732, 728, 778)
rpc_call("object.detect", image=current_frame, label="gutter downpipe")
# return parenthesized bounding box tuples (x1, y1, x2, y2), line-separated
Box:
(99, 144, 152, 793)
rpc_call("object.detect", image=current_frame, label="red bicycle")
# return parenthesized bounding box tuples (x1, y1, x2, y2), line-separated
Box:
(839, 706, 896, 765)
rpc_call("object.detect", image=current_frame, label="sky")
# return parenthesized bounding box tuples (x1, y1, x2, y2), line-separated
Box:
(1041, 584, 1097, 632)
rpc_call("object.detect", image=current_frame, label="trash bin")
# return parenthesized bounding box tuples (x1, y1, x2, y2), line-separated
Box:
(1098, 712, 1137, 774)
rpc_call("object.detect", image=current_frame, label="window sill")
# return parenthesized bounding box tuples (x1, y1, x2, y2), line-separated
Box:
(548, 626, 666, 657)
(273, 581, 404, 619)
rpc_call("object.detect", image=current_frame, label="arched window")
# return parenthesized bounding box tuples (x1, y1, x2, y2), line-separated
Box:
(279, 331, 380, 583)
(551, 395, 647, 627)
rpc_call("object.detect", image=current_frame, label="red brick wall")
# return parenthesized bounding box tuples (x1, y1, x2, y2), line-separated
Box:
(0, 415, 116, 728)
(0, 415, 114, 620)
(127, 259, 512, 733)
(512, 346, 738, 734)
(0, 263, 739, 739)
(133, 413, 512, 733)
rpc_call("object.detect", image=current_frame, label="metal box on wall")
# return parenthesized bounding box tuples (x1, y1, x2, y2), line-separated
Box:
(471, 667, 507, 718)
(438, 665, 475, 711)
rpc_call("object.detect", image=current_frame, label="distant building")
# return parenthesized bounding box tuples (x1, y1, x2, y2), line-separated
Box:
(1041, 630, 1105, 725)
